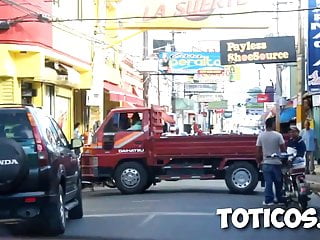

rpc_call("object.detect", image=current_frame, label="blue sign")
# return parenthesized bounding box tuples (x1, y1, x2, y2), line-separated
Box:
(308, 0, 320, 92)
(159, 52, 223, 74)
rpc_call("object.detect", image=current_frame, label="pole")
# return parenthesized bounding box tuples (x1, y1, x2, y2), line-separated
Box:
(275, 0, 281, 132)
(296, 0, 305, 130)
(171, 31, 176, 113)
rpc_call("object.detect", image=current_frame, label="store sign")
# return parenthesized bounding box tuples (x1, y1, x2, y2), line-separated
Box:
(113, 0, 272, 30)
(159, 52, 222, 74)
(246, 102, 264, 109)
(257, 93, 273, 103)
(308, 0, 320, 92)
(196, 94, 223, 102)
(220, 36, 296, 65)
(175, 98, 196, 110)
(194, 65, 241, 82)
(184, 83, 217, 93)
(208, 100, 228, 110)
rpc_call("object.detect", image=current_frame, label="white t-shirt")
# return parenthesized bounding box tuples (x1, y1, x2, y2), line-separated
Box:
(256, 130, 285, 165)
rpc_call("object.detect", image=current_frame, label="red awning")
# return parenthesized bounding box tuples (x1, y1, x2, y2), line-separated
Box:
(162, 112, 175, 124)
(104, 81, 144, 106)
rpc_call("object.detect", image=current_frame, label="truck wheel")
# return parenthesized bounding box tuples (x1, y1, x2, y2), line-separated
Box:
(225, 162, 258, 194)
(114, 162, 148, 194)
(68, 181, 83, 219)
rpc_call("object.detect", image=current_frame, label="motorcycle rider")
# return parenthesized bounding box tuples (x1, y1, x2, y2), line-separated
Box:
(287, 126, 306, 164)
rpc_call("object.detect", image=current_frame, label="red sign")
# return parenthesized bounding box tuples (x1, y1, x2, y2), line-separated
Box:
(257, 94, 272, 103)
(215, 109, 225, 114)
(201, 112, 208, 117)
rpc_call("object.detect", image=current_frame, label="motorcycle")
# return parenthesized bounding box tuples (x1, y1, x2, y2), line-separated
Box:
(268, 148, 311, 210)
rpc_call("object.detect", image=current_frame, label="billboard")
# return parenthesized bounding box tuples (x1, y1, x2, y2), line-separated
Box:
(111, 0, 272, 30)
(159, 52, 222, 74)
(308, 0, 320, 92)
(175, 98, 196, 110)
(208, 100, 228, 110)
(184, 83, 217, 93)
(220, 36, 297, 65)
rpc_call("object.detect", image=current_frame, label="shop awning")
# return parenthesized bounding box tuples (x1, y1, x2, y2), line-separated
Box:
(162, 112, 175, 124)
(104, 81, 144, 106)
(122, 101, 137, 108)
(280, 107, 296, 123)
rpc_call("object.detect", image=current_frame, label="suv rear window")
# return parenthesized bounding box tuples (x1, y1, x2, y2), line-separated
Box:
(0, 109, 34, 140)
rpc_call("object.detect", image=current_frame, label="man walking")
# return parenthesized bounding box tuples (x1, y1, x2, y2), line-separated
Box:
(256, 118, 286, 205)
(300, 120, 317, 174)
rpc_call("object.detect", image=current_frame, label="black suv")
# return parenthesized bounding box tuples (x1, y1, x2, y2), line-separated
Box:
(0, 104, 83, 235)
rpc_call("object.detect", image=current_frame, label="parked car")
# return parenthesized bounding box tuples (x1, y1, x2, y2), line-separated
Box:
(0, 104, 83, 235)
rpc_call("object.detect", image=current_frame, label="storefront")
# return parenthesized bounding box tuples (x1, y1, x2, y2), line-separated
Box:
(0, 44, 92, 140)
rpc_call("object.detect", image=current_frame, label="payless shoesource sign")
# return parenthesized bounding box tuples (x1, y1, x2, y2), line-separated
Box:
(219, 36, 296, 65)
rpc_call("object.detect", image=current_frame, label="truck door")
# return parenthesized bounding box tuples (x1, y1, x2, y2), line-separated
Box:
(102, 111, 146, 153)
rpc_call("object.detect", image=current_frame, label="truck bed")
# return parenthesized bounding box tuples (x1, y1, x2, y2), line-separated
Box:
(150, 134, 257, 167)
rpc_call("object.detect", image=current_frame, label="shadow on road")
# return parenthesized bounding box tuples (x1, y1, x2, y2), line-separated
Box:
(83, 186, 263, 198)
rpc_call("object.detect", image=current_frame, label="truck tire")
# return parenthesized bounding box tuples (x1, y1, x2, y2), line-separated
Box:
(225, 162, 258, 194)
(114, 162, 148, 194)
(43, 185, 66, 235)
(0, 138, 28, 193)
(68, 181, 83, 219)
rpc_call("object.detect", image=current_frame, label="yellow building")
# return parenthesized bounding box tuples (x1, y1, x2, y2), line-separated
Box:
(0, 44, 92, 140)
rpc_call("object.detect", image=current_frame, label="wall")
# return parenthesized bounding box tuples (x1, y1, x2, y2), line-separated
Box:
(51, 0, 93, 63)
(0, 0, 52, 47)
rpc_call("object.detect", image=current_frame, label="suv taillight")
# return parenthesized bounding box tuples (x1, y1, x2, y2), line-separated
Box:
(27, 112, 49, 167)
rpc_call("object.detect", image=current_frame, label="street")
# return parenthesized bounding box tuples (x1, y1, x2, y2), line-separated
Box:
(1, 180, 320, 240)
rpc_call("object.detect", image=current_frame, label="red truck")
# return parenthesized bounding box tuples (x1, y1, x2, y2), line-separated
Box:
(81, 105, 260, 194)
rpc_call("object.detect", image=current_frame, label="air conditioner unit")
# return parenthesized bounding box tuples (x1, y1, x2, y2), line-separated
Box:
(86, 90, 102, 106)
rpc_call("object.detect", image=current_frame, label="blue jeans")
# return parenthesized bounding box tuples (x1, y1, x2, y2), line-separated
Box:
(262, 164, 284, 203)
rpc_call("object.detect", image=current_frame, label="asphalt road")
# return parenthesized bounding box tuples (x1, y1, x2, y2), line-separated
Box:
(1, 180, 320, 240)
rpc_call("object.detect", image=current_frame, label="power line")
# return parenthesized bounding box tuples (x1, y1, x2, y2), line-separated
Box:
(51, 7, 317, 23)
(0, 0, 107, 47)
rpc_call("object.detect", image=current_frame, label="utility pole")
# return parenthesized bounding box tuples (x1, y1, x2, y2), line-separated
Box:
(142, 31, 150, 107)
(296, 0, 305, 130)
(171, 31, 176, 113)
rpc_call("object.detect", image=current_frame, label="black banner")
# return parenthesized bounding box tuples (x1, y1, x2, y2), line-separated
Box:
(220, 36, 296, 65)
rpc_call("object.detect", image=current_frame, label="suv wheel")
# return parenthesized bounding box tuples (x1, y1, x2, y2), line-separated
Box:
(68, 181, 83, 219)
(114, 162, 148, 194)
(44, 185, 66, 235)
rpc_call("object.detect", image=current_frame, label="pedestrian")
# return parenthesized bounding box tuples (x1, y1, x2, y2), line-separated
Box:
(300, 120, 317, 174)
(192, 117, 200, 135)
(73, 122, 82, 140)
(73, 122, 82, 156)
(256, 117, 286, 206)
(287, 126, 306, 164)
